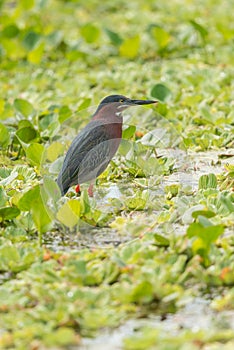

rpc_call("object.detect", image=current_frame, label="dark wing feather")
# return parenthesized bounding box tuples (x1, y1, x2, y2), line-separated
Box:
(57, 120, 118, 194)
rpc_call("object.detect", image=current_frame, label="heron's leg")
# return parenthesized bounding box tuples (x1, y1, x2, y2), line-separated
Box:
(88, 184, 94, 197)
(75, 184, 81, 194)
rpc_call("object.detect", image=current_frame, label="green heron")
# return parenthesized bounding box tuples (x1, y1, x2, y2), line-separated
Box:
(57, 95, 156, 195)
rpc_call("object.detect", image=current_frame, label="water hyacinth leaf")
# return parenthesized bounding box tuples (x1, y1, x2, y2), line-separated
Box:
(0, 187, 7, 207)
(14, 98, 34, 117)
(105, 28, 123, 46)
(28, 42, 44, 64)
(130, 281, 154, 304)
(154, 233, 170, 246)
(122, 125, 136, 140)
(42, 175, 61, 205)
(0, 99, 5, 115)
(0, 207, 20, 221)
(125, 197, 146, 210)
(16, 126, 38, 144)
(18, 185, 52, 233)
(187, 221, 224, 245)
(56, 199, 81, 229)
(118, 139, 132, 156)
(199, 173, 217, 189)
(151, 83, 171, 101)
(119, 35, 140, 58)
(26, 143, 45, 167)
(124, 327, 158, 349)
(152, 26, 171, 49)
(44, 327, 77, 347)
(0, 244, 39, 273)
(190, 20, 208, 40)
(0, 123, 10, 148)
(58, 105, 72, 123)
(46, 142, 64, 162)
(192, 210, 216, 219)
(2, 24, 20, 38)
(0, 169, 18, 186)
(23, 31, 41, 50)
(80, 24, 100, 43)
(77, 98, 92, 113)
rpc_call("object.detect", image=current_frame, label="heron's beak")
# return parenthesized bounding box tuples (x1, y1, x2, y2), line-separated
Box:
(131, 99, 157, 105)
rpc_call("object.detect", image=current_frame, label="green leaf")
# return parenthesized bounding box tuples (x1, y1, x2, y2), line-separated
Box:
(119, 35, 140, 58)
(152, 26, 171, 49)
(26, 143, 45, 167)
(154, 233, 170, 247)
(192, 210, 216, 219)
(0, 244, 39, 272)
(151, 83, 171, 101)
(0, 207, 20, 221)
(199, 173, 217, 190)
(80, 24, 100, 43)
(16, 126, 38, 144)
(187, 221, 224, 245)
(130, 281, 154, 304)
(122, 125, 136, 140)
(126, 197, 146, 210)
(105, 28, 123, 46)
(56, 199, 81, 229)
(190, 20, 208, 40)
(44, 327, 76, 347)
(77, 98, 92, 112)
(18, 185, 52, 233)
(0, 187, 7, 207)
(46, 142, 64, 162)
(23, 31, 41, 50)
(28, 42, 44, 64)
(58, 105, 72, 123)
(0, 123, 10, 148)
(42, 175, 61, 205)
(2, 24, 20, 38)
(14, 99, 34, 117)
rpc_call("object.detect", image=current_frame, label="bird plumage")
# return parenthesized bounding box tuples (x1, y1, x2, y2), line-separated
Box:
(57, 95, 156, 195)
(57, 119, 122, 195)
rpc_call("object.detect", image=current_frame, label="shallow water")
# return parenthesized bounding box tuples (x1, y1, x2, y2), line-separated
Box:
(78, 298, 234, 350)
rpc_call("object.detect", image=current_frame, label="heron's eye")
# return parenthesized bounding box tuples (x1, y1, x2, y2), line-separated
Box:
(119, 99, 124, 103)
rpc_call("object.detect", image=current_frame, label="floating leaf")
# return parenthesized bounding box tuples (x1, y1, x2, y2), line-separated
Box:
(23, 31, 41, 50)
(0, 207, 20, 221)
(187, 221, 224, 244)
(192, 210, 216, 219)
(77, 98, 92, 113)
(199, 173, 217, 190)
(18, 185, 52, 233)
(14, 99, 34, 117)
(46, 142, 64, 162)
(105, 28, 123, 46)
(44, 327, 77, 347)
(190, 20, 208, 40)
(26, 143, 45, 167)
(58, 105, 72, 123)
(0, 123, 10, 148)
(122, 125, 136, 140)
(154, 233, 170, 247)
(119, 35, 140, 59)
(2, 24, 20, 38)
(126, 197, 146, 210)
(151, 84, 171, 101)
(152, 26, 171, 49)
(0, 188, 7, 207)
(56, 199, 81, 229)
(80, 24, 100, 43)
(28, 42, 44, 64)
(16, 126, 38, 144)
